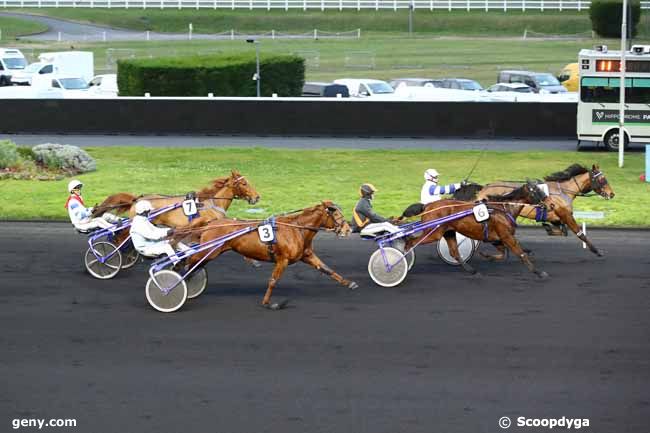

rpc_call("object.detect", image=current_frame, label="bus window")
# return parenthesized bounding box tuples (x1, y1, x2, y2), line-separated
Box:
(580, 77, 650, 103)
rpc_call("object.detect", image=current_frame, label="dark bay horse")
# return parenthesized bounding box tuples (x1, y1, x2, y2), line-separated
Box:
(403, 182, 550, 278)
(178, 201, 357, 310)
(466, 164, 615, 256)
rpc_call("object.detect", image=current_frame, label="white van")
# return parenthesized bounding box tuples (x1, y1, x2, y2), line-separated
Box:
(11, 51, 93, 85)
(333, 78, 399, 99)
(0, 48, 27, 86)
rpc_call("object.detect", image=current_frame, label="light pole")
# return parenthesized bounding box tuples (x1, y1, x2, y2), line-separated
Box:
(618, 0, 628, 168)
(246, 38, 261, 98)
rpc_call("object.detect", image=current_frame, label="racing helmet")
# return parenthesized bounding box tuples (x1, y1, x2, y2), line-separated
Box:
(359, 183, 378, 198)
(424, 168, 439, 182)
(68, 179, 83, 193)
(135, 200, 153, 215)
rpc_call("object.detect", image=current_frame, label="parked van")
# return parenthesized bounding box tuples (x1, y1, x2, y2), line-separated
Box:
(557, 63, 579, 92)
(11, 51, 93, 85)
(302, 82, 349, 97)
(497, 70, 567, 94)
(0, 48, 27, 86)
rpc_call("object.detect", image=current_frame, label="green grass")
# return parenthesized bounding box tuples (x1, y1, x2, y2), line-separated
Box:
(0, 15, 48, 40)
(0, 147, 646, 226)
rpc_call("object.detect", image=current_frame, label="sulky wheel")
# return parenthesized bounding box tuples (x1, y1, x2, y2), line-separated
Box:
(437, 233, 478, 266)
(185, 267, 208, 299)
(367, 247, 409, 288)
(120, 245, 141, 270)
(84, 241, 122, 279)
(145, 270, 188, 313)
(391, 239, 415, 271)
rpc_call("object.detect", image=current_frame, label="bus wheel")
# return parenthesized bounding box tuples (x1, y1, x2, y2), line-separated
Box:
(604, 129, 629, 152)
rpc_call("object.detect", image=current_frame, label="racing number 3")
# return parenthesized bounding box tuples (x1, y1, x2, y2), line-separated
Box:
(258, 224, 275, 242)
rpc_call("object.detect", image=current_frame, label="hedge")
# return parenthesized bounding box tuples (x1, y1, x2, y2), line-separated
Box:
(590, 0, 642, 38)
(117, 53, 305, 97)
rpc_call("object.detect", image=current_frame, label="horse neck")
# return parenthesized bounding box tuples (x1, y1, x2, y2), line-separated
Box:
(559, 172, 590, 197)
(290, 207, 325, 229)
(210, 184, 235, 210)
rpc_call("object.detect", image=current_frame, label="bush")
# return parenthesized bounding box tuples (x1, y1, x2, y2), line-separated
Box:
(0, 140, 20, 169)
(117, 53, 305, 97)
(17, 146, 36, 161)
(590, 0, 642, 38)
(31, 143, 96, 173)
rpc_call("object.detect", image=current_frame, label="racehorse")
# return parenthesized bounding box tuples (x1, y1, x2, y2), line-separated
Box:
(176, 201, 357, 310)
(402, 181, 550, 278)
(465, 164, 615, 256)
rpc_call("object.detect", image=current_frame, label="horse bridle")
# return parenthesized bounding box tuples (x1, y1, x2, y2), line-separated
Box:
(325, 206, 348, 236)
(589, 169, 610, 198)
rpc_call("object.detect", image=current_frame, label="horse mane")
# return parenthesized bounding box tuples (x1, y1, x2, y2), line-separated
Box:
(197, 176, 229, 198)
(487, 184, 531, 202)
(452, 183, 484, 201)
(544, 164, 588, 181)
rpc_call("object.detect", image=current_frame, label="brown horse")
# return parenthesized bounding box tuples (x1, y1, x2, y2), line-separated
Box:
(178, 201, 357, 310)
(470, 164, 614, 256)
(403, 182, 550, 278)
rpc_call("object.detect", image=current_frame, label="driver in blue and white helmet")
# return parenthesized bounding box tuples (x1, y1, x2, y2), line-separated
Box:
(130, 200, 189, 263)
(65, 179, 120, 231)
(420, 168, 466, 205)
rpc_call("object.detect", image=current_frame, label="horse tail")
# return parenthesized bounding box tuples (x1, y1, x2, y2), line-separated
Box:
(401, 203, 425, 219)
(452, 183, 484, 201)
(92, 193, 137, 217)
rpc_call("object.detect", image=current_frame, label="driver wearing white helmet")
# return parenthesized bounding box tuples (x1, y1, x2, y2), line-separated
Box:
(420, 169, 466, 205)
(130, 200, 189, 263)
(65, 179, 120, 232)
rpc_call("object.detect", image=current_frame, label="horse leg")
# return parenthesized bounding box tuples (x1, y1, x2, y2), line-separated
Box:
(560, 213, 603, 256)
(443, 231, 476, 274)
(262, 257, 290, 310)
(301, 252, 358, 290)
(496, 226, 548, 279)
(479, 240, 508, 261)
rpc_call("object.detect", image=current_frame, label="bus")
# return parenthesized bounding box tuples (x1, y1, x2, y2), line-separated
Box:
(577, 45, 650, 151)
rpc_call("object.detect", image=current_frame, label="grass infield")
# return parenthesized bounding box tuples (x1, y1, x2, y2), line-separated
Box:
(0, 147, 646, 226)
(0, 15, 48, 40)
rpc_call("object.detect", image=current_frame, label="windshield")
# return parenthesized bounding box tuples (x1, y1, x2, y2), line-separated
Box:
(368, 82, 394, 94)
(515, 86, 533, 93)
(25, 62, 45, 73)
(59, 78, 88, 90)
(3, 57, 27, 70)
(533, 73, 561, 87)
(461, 81, 483, 91)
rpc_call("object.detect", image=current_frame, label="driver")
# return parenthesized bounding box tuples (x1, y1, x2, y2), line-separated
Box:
(65, 179, 120, 231)
(350, 183, 398, 234)
(130, 200, 190, 263)
(421, 168, 466, 204)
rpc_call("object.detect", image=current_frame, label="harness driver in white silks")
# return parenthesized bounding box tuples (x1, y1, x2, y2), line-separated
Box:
(420, 168, 467, 205)
(65, 179, 121, 232)
(350, 183, 400, 236)
(129, 200, 190, 264)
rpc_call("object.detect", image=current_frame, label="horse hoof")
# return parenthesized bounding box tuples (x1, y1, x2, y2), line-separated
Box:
(251, 260, 262, 268)
(537, 271, 549, 279)
(262, 299, 289, 310)
(348, 281, 359, 290)
(595, 249, 604, 257)
(462, 266, 476, 275)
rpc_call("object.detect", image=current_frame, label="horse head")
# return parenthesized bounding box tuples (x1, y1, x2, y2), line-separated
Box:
(589, 164, 615, 200)
(321, 200, 351, 237)
(225, 170, 261, 205)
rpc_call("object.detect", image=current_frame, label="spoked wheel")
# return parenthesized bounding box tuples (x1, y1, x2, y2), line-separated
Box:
(145, 270, 188, 313)
(120, 246, 140, 270)
(84, 241, 122, 279)
(391, 239, 416, 271)
(185, 267, 208, 299)
(437, 233, 479, 266)
(368, 247, 408, 287)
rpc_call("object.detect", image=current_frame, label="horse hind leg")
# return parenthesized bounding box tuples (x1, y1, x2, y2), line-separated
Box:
(301, 252, 358, 290)
(443, 231, 476, 274)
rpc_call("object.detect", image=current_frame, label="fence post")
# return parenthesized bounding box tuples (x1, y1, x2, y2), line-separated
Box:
(0, 29, 2, 41)
(250, 0, 253, 10)
(214, 0, 217, 9)
(357, 28, 361, 38)
(303, 0, 306, 10)
(503, 0, 506, 12)
(232, 0, 234, 10)
(559, 0, 562, 11)
(196, 0, 199, 9)
(522, 0, 525, 11)
(57, 31, 62, 42)
(429, 0, 432, 11)
(357, 0, 360, 10)
(541, 0, 544, 11)
(178, 0, 181, 9)
(272, 29, 275, 39)
(393, 0, 396, 11)
(189, 23, 193, 40)
(268, 0, 271, 10)
(448, 0, 451, 11)
(102, 31, 106, 41)
(484, 0, 487, 11)
(146, 30, 150, 41)
(466, 0, 469, 11)
(577, 0, 581, 11)
(314, 29, 317, 39)
(321, 0, 324, 11)
(285, 0, 288, 10)
(339, 0, 342, 11)
(231, 29, 234, 39)
(375, 0, 378, 11)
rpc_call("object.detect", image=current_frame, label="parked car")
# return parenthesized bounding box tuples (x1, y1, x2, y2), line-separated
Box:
(486, 83, 534, 93)
(557, 63, 579, 92)
(31, 74, 89, 98)
(497, 70, 567, 94)
(389, 78, 443, 89)
(0, 48, 27, 86)
(88, 74, 119, 97)
(11, 51, 94, 86)
(333, 78, 397, 98)
(438, 78, 484, 91)
(302, 81, 349, 97)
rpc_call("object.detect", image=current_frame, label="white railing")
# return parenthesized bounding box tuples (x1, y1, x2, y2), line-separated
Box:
(1, 0, 648, 10)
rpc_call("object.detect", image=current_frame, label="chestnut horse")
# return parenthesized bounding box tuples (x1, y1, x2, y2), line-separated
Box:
(177, 201, 357, 310)
(469, 164, 614, 256)
(403, 182, 550, 278)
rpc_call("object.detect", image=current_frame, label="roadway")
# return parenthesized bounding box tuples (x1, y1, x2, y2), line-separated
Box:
(1, 223, 648, 433)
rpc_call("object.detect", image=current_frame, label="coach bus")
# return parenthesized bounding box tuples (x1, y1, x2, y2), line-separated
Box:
(577, 45, 650, 151)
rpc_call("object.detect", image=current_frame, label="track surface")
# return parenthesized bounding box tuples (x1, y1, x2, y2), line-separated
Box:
(1, 223, 649, 433)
